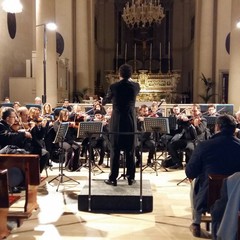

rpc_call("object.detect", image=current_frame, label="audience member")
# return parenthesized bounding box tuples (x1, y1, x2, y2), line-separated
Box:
(185, 114, 240, 237)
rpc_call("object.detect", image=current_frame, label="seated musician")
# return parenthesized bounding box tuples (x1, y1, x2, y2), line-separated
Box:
(205, 104, 220, 117)
(18, 106, 51, 170)
(53, 109, 80, 171)
(0, 107, 32, 193)
(135, 104, 155, 167)
(62, 98, 72, 112)
(81, 110, 109, 166)
(167, 104, 209, 170)
(69, 104, 88, 124)
(161, 104, 182, 148)
(185, 115, 240, 238)
(42, 102, 54, 121)
(234, 111, 240, 139)
(149, 101, 163, 117)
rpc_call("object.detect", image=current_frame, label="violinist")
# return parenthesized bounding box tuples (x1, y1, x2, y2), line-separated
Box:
(205, 104, 220, 117)
(53, 109, 80, 171)
(81, 110, 109, 166)
(167, 104, 209, 170)
(149, 101, 163, 117)
(0, 107, 32, 193)
(42, 103, 54, 121)
(18, 106, 50, 170)
(69, 104, 88, 124)
(135, 104, 155, 167)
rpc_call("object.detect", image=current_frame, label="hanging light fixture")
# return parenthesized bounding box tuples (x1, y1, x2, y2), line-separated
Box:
(122, 0, 165, 28)
(2, 0, 23, 13)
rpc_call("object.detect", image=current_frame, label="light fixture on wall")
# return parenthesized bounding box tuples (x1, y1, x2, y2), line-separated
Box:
(236, 19, 240, 29)
(122, 0, 165, 28)
(36, 22, 57, 104)
(2, 0, 23, 13)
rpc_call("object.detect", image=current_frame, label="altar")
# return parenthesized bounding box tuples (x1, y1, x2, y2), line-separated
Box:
(105, 70, 180, 102)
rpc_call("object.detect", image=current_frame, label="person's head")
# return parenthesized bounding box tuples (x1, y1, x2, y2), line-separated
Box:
(34, 97, 42, 105)
(151, 102, 158, 113)
(139, 104, 149, 117)
(235, 111, 240, 123)
(208, 104, 216, 115)
(58, 109, 69, 122)
(3, 97, 10, 103)
(191, 104, 201, 117)
(172, 104, 180, 115)
(43, 103, 52, 115)
(13, 101, 21, 110)
(215, 114, 237, 134)
(119, 64, 132, 79)
(94, 110, 103, 120)
(63, 99, 70, 107)
(17, 106, 29, 122)
(1, 107, 16, 126)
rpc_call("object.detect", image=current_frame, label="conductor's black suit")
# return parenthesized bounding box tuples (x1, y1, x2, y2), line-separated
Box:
(102, 78, 140, 182)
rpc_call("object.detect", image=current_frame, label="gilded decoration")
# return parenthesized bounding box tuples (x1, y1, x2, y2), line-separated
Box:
(105, 70, 180, 102)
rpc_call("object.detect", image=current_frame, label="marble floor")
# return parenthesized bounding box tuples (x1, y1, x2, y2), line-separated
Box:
(7, 157, 211, 240)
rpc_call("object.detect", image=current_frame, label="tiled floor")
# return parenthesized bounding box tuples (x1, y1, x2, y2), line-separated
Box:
(7, 157, 211, 240)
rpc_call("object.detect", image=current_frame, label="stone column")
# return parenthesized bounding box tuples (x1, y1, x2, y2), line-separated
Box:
(193, 0, 214, 102)
(229, 0, 240, 110)
(75, 0, 95, 95)
(35, 0, 57, 106)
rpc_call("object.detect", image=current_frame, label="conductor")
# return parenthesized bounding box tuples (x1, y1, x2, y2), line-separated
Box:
(102, 64, 140, 186)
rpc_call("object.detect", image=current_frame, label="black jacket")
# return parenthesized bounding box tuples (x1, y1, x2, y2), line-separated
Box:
(102, 78, 140, 149)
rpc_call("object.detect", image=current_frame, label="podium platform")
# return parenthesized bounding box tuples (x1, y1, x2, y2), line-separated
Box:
(78, 179, 153, 213)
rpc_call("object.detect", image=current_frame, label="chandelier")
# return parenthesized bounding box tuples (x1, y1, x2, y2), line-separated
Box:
(122, 0, 165, 28)
(2, 0, 23, 13)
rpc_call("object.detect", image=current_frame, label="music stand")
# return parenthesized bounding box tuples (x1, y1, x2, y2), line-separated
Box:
(77, 121, 104, 174)
(48, 122, 80, 191)
(143, 117, 170, 175)
(205, 116, 217, 135)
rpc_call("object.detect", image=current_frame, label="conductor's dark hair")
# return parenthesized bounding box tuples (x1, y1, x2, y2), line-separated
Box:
(119, 64, 132, 79)
(216, 114, 236, 134)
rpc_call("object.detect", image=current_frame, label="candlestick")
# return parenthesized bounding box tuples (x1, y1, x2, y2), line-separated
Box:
(134, 43, 136, 73)
(116, 43, 118, 73)
(150, 43, 152, 60)
(159, 42, 162, 73)
(168, 41, 171, 73)
(125, 43, 127, 63)
(159, 42, 161, 60)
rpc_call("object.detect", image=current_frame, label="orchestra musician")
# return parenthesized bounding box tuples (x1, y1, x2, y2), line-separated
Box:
(53, 109, 80, 171)
(204, 104, 220, 117)
(81, 110, 110, 166)
(135, 104, 155, 167)
(167, 104, 209, 170)
(0, 107, 32, 193)
(149, 101, 163, 117)
(17, 106, 51, 169)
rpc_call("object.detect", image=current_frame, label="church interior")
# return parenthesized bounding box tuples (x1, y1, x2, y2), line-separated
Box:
(0, 0, 240, 239)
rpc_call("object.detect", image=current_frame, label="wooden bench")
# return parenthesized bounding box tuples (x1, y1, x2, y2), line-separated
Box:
(0, 154, 40, 238)
(201, 174, 228, 231)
